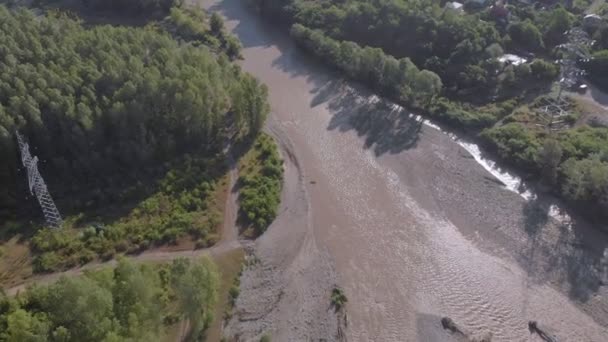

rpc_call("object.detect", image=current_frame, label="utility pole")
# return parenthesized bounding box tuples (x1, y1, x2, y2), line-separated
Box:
(16, 132, 63, 228)
(545, 28, 593, 134)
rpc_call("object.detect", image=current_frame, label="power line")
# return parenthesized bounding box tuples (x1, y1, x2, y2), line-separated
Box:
(16, 131, 63, 228)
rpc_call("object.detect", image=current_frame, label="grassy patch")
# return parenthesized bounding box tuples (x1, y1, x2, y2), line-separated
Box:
(237, 133, 283, 237)
(1, 155, 229, 278)
(0, 236, 33, 288)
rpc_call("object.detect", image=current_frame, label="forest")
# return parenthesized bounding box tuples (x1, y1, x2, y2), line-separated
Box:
(0, 3, 276, 340)
(253, 0, 569, 100)
(79, 0, 178, 16)
(252, 0, 608, 220)
(0, 1, 284, 282)
(0, 257, 219, 341)
(0, 5, 268, 221)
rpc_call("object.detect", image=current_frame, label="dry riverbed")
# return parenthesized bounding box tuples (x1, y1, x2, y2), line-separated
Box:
(200, 0, 608, 341)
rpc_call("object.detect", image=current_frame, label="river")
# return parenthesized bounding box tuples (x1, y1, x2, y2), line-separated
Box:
(199, 0, 608, 341)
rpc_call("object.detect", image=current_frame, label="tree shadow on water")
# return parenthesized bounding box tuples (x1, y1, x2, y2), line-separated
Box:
(522, 198, 549, 237)
(519, 195, 608, 307)
(324, 85, 422, 156)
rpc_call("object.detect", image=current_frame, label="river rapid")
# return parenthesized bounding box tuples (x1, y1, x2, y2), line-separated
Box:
(199, 0, 608, 340)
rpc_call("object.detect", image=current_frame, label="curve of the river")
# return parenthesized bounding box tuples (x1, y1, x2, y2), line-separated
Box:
(200, 0, 608, 340)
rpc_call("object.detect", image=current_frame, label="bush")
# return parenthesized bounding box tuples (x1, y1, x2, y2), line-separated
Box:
(428, 99, 496, 129)
(33, 252, 62, 273)
(260, 333, 271, 342)
(530, 59, 559, 81)
(560, 157, 608, 212)
(480, 123, 541, 170)
(330, 287, 348, 311)
(238, 134, 283, 234)
(229, 285, 240, 305)
(507, 20, 544, 52)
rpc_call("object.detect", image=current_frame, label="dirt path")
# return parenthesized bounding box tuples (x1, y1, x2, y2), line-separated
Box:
(5, 158, 242, 296)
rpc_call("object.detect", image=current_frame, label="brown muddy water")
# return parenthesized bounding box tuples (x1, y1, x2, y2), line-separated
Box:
(199, 0, 608, 340)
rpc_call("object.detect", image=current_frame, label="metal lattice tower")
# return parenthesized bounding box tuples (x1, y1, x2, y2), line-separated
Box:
(16, 132, 63, 228)
(557, 28, 594, 99)
(539, 28, 595, 133)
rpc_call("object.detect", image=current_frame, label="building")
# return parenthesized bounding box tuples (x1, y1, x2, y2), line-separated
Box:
(498, 54, 528, 66)
(583, 14, 603, 30)
(446, 1, 465, 13)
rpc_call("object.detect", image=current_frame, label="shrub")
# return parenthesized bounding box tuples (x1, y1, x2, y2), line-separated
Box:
(33, 252, 62, 273)
(480, 123, 541, 170)
(530, 59, 559, 81)
(428, 99, 496, 129)
(330, 287, 348, 311)
(229, 285, 240, 305)
(238, 134, 283, 234)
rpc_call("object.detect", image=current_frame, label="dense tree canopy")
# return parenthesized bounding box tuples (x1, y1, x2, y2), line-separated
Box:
(253, 0, 501, 97)
(0, 257, 219, 341)
(252, 0, 567, 102)
(507, 20, 545, 52)
(481, 123, 608, 217)
(0, 6, 269, 220)
(81, 0, 180, 16)
(290, 24, 442, 107)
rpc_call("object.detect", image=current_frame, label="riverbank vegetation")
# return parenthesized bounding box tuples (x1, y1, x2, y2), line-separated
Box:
(168, 6, 243, 60)
(0, 257, 219, 341)
(290, 24, 442, 108)
(238, 133, 283, 235)
(251, 0, 608, 221)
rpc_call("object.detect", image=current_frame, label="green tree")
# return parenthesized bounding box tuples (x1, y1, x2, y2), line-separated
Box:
(41, 276, 115, 340)
(413, 70, 443, 105)
(530, 59, 559, 81)
(561, 157, 608, 207)
(112, 259, 163, 339)
(508, 20, 544, 52)
(4, 309, 49, 342)
(171, 257, 219, 337)
(543, 7, 573, 46)
(210, 12, 224, 35)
